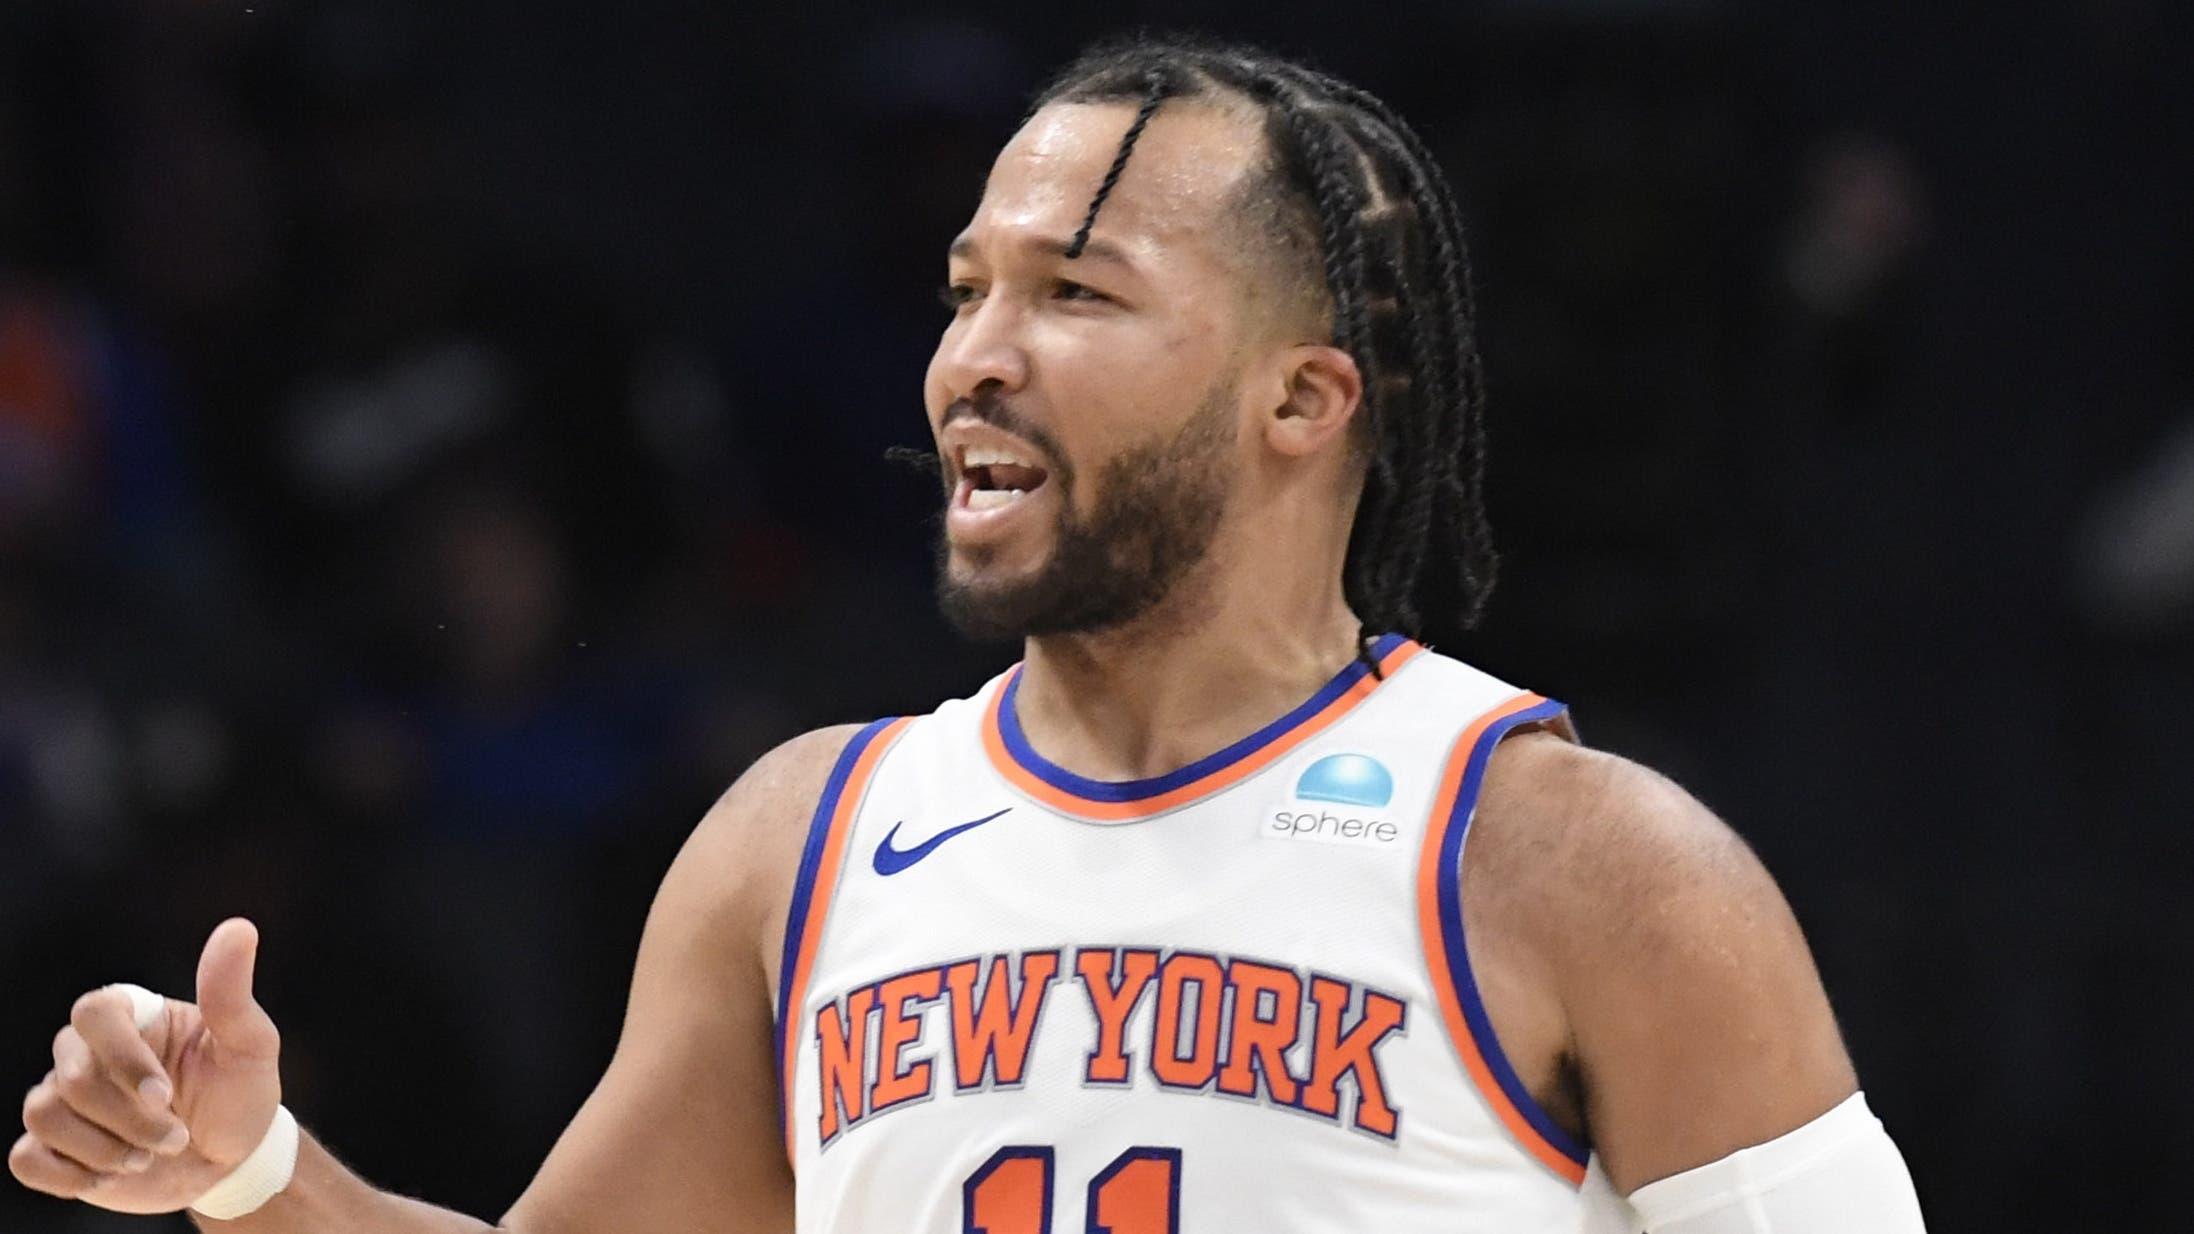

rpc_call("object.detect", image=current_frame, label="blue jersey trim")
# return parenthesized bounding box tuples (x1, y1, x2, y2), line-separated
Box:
(994, 633, 1410, 804)
(1433, 698, 1592, 1169)
(774, 718, 899, 1122)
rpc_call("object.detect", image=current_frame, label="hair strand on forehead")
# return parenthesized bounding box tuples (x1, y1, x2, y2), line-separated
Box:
(1065, 75, 1167, 259)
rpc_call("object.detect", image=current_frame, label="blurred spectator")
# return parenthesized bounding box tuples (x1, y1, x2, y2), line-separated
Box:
(2082, 412, 2194, 632)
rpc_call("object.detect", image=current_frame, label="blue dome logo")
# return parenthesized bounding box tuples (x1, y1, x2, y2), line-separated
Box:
(1294, 754, 1394, 808)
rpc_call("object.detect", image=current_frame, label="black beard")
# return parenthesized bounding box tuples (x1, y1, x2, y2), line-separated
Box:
(934, 387, 1234, 642)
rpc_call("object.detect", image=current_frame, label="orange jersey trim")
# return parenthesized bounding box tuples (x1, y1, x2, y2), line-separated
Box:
(1416, 692, 1591, 1186)
(779, 715, 914, 1164)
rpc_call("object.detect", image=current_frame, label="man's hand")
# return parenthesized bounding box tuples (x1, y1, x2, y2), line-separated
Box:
(8, 724, 846, 1234)
(11, 918, 284, 1215)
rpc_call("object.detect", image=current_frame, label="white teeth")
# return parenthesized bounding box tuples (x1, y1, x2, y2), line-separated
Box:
(964, 445, 1031, 469)
(967, 488, 1025, 510)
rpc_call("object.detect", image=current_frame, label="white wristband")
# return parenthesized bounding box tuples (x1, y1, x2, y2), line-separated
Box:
(191, 1105, 300, 1220)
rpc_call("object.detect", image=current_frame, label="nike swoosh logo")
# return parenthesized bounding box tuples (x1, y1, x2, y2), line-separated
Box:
(873, 808, 1012, 876)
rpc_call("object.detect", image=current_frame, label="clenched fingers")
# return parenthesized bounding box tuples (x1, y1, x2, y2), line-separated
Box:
(8, 1131, 104, 1200)
(68, 989, 171, 1110)
(21, 1077, 149, 1175)
(51, 1029, 189, 1154)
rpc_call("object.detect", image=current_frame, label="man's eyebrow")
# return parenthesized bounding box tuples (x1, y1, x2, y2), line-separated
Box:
(947, 233, 1136, 268)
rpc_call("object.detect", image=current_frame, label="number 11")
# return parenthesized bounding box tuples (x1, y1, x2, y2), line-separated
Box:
(963, 1145, 1183, 1234)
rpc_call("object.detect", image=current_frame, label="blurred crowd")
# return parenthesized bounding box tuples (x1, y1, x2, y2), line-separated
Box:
(2, 2, 2189, 1231)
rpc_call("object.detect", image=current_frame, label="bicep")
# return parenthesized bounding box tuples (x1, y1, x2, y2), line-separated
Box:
(500, 728, 860, 1234)
(1550, 758, 1857, 1196)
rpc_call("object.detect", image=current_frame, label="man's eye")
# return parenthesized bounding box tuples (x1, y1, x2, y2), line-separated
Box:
(939, 283, 980, 310)
(1053, 280, 1109, 303)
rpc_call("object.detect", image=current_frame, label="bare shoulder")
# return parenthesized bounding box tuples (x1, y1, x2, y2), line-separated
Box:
(683, 723, 873, 862)
(1472, 730, 1857, 1192)
(657, 724, 876, 983)
(1474, 731, 1781, 953)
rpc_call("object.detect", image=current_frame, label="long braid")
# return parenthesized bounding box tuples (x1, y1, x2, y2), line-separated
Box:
(1034, 34, 1499, 643)
(1285, 69, 1500, 622)
(1338, 111, 1463, 635)
(1273, 97, 1388, 534)
(1275, 65, 1494, 630)
(1264, 95, 1419, 636)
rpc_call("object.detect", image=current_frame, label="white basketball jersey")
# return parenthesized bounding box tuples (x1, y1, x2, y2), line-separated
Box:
(777, 636, 1638, 1232)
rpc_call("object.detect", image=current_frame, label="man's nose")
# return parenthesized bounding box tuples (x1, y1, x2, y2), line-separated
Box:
(933, 298, 1030, 400)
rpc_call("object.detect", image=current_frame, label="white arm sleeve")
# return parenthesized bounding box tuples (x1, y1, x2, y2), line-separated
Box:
(1626, 1092, 1926, 1233)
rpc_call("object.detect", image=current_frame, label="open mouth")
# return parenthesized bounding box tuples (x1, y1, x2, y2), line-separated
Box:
(957, 446, 1051, 511)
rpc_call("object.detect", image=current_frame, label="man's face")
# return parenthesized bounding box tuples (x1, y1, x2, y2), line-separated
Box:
(924, 100, 1272, 640)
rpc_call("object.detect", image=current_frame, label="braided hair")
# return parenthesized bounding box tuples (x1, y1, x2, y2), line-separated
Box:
(1033, 34, 1499, 654)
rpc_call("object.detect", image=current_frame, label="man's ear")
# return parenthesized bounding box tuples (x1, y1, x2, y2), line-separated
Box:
(1263, 344, 1363, 458)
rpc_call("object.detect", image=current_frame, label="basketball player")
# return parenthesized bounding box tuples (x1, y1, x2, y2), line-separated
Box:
(11, 36, 1925, 1233)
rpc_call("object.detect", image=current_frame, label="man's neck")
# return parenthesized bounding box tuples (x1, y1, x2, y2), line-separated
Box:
(1013, 583, 1367, 785)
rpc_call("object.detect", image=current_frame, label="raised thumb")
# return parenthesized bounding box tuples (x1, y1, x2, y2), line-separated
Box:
(195, 918, 280, 1060)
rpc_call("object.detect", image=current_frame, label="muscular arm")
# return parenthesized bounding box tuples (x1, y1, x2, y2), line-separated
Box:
(188, 725, 864, 1234)
(1470, 734, 1859, 1197)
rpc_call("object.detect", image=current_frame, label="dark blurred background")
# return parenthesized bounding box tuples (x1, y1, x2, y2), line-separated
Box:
(2, 1, 2189, 1230)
